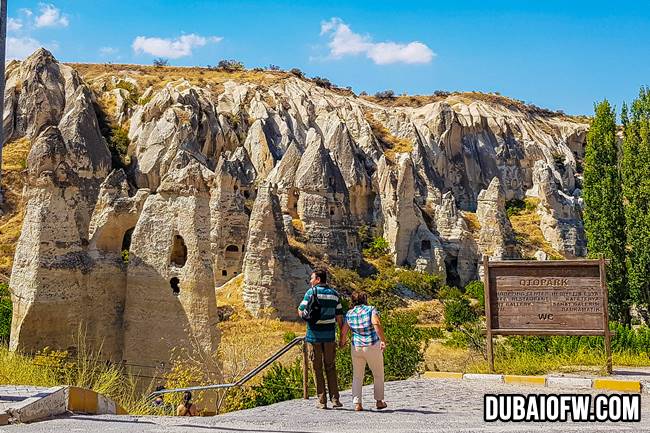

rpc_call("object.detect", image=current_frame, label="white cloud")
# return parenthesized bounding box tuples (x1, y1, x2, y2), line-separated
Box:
(320, 17, 435, 65)
(35, 3, 69, 28)
(132, 34, 222, 59)
(20, 8, 33, 17)
(7, 37, 44, 60)
(99, 47, 119, 56)
(8, 18, 23, 32)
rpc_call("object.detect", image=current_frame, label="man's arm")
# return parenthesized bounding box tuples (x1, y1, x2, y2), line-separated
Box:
(297, 288, 311, 318)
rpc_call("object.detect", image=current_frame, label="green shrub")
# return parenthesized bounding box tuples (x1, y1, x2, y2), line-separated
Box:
(282, 331, 297, 344)
(107, 127, 130, 169)
(442, 286, 478, 328)
(505, 199, 526, 217)
(0, 283, 12, 343)
(217, 59, 245, 72)
(336, 311, 428, 388)
(362, 236, 390, 259)
(464, 280, 484, 310)
(223, 359, 310, 411)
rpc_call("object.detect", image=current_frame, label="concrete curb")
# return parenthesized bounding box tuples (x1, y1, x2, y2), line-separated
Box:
(67, 387, 128, 415)
(3, 386, 127, 424)
(422, 371, 644, 393)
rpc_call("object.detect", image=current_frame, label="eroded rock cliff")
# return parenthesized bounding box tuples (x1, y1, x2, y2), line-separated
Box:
(3, 50, 589, 368)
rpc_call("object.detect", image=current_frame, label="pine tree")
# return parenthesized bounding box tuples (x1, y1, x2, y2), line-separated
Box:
(621, 88, 650, 318)
(584, 100, 629, 322)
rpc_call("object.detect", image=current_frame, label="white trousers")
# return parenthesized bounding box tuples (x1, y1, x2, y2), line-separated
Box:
(351, 342, 385, 404)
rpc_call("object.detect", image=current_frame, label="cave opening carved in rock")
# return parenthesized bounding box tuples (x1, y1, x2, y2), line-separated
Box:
(170, 235, 187, 267)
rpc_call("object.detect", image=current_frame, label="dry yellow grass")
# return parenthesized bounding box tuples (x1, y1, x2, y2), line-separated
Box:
(396, 300, 444, 325)
(70, 63, 289, 96)
(216, 275, 305, 382)
(363, 111, 413, 161)
(461, 211, 481, 233)
(509, 197, 563, 259)
(424, 341, 485, 372)
(0, 137, 31, 280)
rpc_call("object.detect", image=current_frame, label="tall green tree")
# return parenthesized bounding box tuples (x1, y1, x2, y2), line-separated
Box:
(621, 88, 650, 318)
(584, 100, 629, 322)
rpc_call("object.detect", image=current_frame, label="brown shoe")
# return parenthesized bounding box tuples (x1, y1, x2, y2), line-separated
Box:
(376, 401, 387, 410)
(331, 398, 343, 408)
(354, 403, 363, 412)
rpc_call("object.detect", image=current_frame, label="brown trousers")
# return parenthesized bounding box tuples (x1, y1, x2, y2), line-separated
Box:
(308, 342, 340, 403)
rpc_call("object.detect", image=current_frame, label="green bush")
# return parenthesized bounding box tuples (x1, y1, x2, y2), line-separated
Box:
(107, 127, 130, 168)
(0, 283, 11, 343)
(441, 287, 478, 328)
(464, 280, 485, 310)
(362, 236, 390, 259)
(504, 323, 650, 356)
(336, 311, 428, 388)
(217, 59, 245, 72)
(223, 359, 310, 411)
(505, 199, 526, 217)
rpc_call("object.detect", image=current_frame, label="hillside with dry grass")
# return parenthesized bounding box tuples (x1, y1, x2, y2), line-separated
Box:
(0, 137, 31, 282)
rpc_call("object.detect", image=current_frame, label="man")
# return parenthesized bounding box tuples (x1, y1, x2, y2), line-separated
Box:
(298, 268, 344, 409)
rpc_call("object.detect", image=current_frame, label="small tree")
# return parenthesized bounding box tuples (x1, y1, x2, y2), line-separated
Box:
(585, 100, 629, 322)
(217, 59, 245, 72)
(312, 76, 332, 89)
(289, 68, 304, 78)
(374, 90, 395, 99)
(268, 64, 280, 71)
(153, 57, 169, 67)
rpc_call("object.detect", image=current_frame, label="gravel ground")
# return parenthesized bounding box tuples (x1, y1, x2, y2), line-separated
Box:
(3, 379, 649, 433)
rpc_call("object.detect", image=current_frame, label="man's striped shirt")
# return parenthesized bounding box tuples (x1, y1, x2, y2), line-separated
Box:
(298, 285, 343, 343)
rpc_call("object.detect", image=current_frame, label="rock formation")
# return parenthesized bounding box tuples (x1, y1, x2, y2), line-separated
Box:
(241, 184, 311, 319)
(476, 177, 520, 260)
(4, 49, 592, 366)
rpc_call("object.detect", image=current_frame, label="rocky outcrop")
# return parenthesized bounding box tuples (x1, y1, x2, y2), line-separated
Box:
(241, 184, 311, 319)
(294, 129, 360, 267)
(8, 49, 112, 354)
(377, 155, 446, 277)
(6, 49, 592, 365)
(476, 177, 520, 260)
(531, 161, 586, 257)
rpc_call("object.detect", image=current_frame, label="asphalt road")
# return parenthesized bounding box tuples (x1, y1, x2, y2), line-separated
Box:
(3, 379, 650, 433)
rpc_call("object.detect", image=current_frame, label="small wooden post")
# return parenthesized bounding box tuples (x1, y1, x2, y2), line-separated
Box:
(599, 257, 612, 374)
(302, 341, 309, 399)
(482, 256, 494, 372)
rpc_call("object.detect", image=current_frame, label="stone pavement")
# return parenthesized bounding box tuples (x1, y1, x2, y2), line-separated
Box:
(3, 379, 650, 433)
(0, 387, 53, 414)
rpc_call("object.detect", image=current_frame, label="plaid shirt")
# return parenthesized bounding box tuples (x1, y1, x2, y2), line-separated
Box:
(345, 305, 380, 347)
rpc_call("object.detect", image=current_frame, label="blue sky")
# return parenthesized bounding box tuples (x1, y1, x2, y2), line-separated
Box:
(6, 0, 650, 115)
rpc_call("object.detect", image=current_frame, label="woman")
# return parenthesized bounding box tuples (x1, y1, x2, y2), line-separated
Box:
(339, 291, 388, 412)
(176, 391, 198, 416)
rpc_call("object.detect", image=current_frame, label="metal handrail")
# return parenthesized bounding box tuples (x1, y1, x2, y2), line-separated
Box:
(148, 336, 307, 398)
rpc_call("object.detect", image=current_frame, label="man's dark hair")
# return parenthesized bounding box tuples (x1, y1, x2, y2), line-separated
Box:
(312, 268, 327, 284)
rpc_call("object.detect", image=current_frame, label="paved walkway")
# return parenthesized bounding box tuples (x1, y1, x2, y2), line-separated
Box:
(3, 379, 649, 432)
(0, 387, 54, 414)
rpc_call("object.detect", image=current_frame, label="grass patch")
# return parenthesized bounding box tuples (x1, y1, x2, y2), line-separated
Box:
(0, 137, 30, 280)
(0, 344, 154, 414)
(508, 197, 563, 259)
(363, 110, 413, 161)
(461, 211, 481, 233)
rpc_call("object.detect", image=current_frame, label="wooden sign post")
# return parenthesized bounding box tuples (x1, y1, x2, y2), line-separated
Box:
(482, 257, 611, 374)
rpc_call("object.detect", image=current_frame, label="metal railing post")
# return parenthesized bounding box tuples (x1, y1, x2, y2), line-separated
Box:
(302, 341, 309, 399)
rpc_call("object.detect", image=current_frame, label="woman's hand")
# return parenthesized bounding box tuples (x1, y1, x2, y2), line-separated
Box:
(379, 341, 386, 351)
(338, 338, 347, 348)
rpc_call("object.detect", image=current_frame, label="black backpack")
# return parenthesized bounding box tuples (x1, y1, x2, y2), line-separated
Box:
(302, 286, 322, 325)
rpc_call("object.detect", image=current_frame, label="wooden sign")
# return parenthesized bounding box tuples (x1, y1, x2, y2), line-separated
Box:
(482, 257, 611, 373)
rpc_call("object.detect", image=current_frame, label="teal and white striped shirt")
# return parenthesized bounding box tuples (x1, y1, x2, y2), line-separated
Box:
(298, 285, 343, 343)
